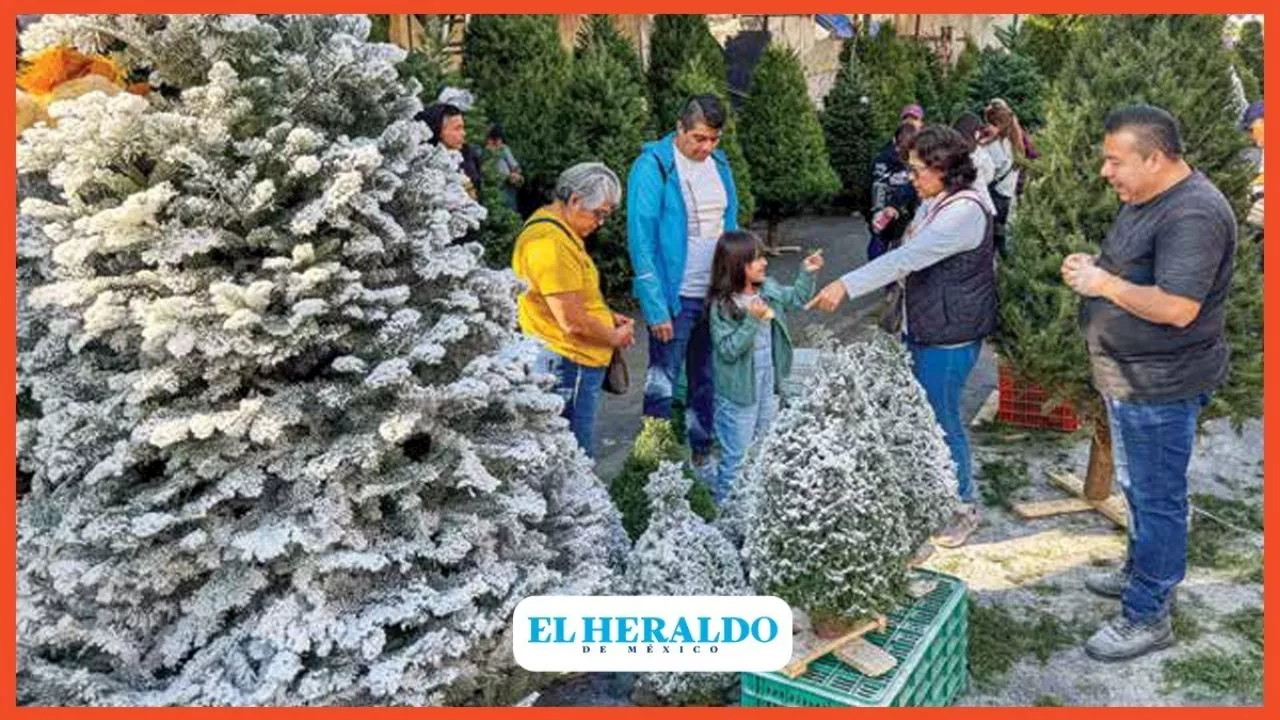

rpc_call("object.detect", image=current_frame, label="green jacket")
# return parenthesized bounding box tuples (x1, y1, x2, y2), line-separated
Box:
(709, 272, 817, 406)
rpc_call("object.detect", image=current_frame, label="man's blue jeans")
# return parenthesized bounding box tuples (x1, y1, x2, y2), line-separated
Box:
(907, 339, 982, 503)
(644, 297, 715, 456)
(535, 347, 606, 458)
(1107, 392, 1208, 623)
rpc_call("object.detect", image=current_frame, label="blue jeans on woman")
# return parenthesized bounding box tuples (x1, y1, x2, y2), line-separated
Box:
(907, 339, 982, 503)
(535, 347, 606, 458)
(1107, 392, 1209, 623)
(712, 340, 777, 504)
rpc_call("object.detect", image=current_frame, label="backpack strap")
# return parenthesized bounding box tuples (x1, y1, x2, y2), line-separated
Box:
(521, 216, 576, 242)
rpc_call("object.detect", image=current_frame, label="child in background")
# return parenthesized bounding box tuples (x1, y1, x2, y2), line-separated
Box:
(707, 230, 822, 504)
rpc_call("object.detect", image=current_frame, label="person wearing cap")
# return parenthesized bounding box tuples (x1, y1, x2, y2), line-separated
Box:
(900, 103, 925, 130)
(1240, 100, 1263, 230)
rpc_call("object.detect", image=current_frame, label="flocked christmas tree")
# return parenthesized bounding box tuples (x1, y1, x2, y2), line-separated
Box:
(822, 39, 876, 213)
(744, 335, 956, 635)
(995, 14, 1262, 497)
(562, 16, 651, 299)
(741, 44, 840, 246)
(16, 14, 627, 706)
(672, 55, 756, 227)
(646, 14, 727, 132)
(626, 462, 746, 706)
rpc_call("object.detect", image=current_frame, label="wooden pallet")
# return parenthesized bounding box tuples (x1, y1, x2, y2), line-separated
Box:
(783, 615, 888, 679)
(1010, 471, 1129, 529)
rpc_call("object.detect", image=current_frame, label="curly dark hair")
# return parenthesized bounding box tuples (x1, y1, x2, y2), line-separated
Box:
(907, 125, 977, 194)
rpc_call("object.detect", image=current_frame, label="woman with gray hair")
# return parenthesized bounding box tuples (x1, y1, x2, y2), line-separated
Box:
(512, 162, 635, 458)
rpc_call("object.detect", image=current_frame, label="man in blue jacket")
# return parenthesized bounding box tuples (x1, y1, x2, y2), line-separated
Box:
(627, 95, 741, 472)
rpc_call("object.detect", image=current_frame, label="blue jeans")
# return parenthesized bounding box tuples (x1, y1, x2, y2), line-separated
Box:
(908, 339, 982, 503)
(1107, 392, 1208, 623)
(712, 348, 778, 504)
(535, 347, 606, 458)
(644, 297, 715, 455)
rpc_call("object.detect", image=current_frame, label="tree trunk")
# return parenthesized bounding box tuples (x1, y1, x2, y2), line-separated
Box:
(1084, 409, 1114, 501)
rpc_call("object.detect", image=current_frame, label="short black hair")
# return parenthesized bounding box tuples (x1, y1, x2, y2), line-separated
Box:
(1103, 104, 1184, 160)
(677, 94, 727, 131)
(417, 102, 463, 146)
(952, 111, 985, 147)
(907, 125, 978, 194)
(487, 122, 505, 142)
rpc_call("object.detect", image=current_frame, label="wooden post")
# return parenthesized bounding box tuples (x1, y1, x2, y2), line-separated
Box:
(1084, 405, 1114, 501)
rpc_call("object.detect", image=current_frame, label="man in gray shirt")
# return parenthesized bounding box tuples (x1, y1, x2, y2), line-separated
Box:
(1062, 105, 1236, 662)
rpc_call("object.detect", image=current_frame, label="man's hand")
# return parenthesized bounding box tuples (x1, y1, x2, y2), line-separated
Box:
(651, 321, 674, 343)
(805, 280, 848, 312)
(1061, 253, 1115, 298)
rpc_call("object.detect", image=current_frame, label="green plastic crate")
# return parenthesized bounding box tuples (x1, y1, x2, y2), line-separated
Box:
(740, 569, 969, 707)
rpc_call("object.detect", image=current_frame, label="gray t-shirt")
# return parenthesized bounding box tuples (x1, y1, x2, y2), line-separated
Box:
(1081, 171, 1236, 402)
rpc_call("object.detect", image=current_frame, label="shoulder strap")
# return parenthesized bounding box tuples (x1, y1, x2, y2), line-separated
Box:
(521, 216, 584, 251)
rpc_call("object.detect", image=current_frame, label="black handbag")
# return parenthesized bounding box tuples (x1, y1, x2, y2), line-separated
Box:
(603, 348, 629, 395)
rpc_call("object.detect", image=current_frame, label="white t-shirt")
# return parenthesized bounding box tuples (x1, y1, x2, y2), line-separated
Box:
(675, 150, 728, 298)
(985, 136, 1020, 199)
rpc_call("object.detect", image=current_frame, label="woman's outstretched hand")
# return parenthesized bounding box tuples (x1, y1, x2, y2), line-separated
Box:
(806, 280, 848, 312)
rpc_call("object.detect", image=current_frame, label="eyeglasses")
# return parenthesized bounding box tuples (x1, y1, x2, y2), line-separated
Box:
(591, 207, 613, 224)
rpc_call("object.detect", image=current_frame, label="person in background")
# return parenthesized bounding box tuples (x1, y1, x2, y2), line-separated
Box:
(486, 123, 523, 212)
(808, 126, 997, 549)
(953, 111, 996, 211)
(707, 231, 822, 505)
(627, 94, 742, 479)
(1240, 100, 1264, 231)
(868, 122, 922, 260)
(1063, 105, 1236, 662)
(900, 103, 925, 130)
(983, 99, 1027, 255)
(513, 162, 634, 458)
(420, 102, 484, 201)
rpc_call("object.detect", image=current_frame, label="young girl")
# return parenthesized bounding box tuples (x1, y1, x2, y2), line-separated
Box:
(707, 231, 823, 504)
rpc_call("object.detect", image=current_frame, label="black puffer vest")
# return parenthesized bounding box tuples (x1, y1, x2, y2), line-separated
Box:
(904, 192, 997, 345)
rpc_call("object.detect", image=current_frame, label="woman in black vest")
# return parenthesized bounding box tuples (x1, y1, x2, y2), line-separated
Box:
(808, 126, 996, 549)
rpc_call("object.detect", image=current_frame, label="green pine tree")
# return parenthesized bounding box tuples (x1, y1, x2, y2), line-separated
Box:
(463, 15, 572, 201)
(822, 38, 877, 212)
(910, 40, 945, 125)
(966, 45, 1047, 130)
(741, 44, 840, 245)
(995, 15, 1261, 490)
(858, 23, 929, 142)
(1236, 20, 1264, 99)
(1002, 14, 1091, 84)
(576, 15, 646, 91)
(940, 38, 981, 121)
(562, 22, 651, 299)
(672, 55, 756, 227)
(647, 15, 727, 131)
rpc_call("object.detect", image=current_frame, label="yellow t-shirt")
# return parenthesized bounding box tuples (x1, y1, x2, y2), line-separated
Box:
(513, 208, 614, 368)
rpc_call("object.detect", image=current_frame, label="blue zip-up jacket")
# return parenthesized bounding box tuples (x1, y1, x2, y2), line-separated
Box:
(626, 132, 740, 326)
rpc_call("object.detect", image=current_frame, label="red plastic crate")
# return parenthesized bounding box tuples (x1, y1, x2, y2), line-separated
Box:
(996, 363, 1081, 432)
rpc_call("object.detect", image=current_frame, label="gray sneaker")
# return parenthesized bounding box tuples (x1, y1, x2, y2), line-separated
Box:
(1084, 568, 1128, 599)
(1084, 614, 1174, 662)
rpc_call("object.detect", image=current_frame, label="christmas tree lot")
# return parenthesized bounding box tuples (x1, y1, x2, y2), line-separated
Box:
(995, 14, 1262, 497)
(16, 14, 628, 706)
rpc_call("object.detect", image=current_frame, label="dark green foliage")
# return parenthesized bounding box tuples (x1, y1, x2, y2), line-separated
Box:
(977, 457, 1031, 510)
(1236, 21, 1264, 99)
(672, 56, 755, 227)
(576, 15, 645, 89)
(1187, 493, 1263, 577)
(1162, 648, 1262, 703)
(822, 39, 876, 212)
(741, 45, 839, 242)
(857, 24, 936, 142)
(610, 419, 715, 541)
(463, 15, 572, 201)
(647, 15, 726, 131)
(562, 24, 650, 299)
(939, 39, 981, 122)
(1000, 15, 1091, 84)
(476, 147, 523, 267)
(968, 600, 1082, 687)
(995, 15, 1261, 427)
(368, 14, 391, 43)
(966, 46, 1046, 130)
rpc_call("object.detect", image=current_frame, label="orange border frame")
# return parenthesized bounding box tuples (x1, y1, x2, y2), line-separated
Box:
(3, 2, 1274, 716)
